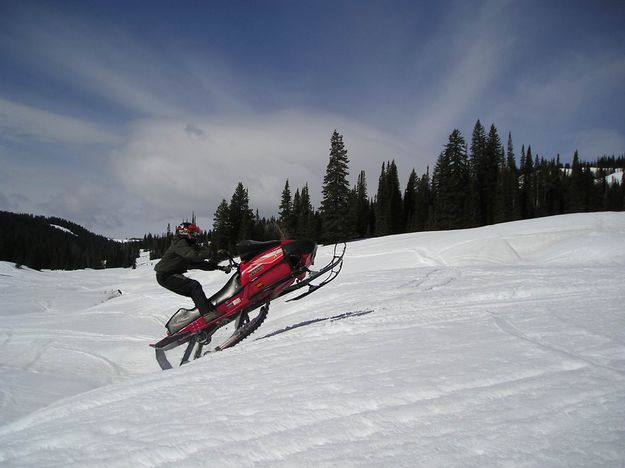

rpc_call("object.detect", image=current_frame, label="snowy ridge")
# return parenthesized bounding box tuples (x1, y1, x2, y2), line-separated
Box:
(1, 213, 625, 466)
(49, 224, 77, 236)
(605, 169, 623, 185)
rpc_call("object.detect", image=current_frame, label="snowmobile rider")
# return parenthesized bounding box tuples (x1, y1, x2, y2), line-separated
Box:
(155, 222, 229, 322)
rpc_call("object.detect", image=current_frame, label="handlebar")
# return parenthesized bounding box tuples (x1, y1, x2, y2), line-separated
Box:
(217, 264, 232, 274)
(216, 250, 238, 274)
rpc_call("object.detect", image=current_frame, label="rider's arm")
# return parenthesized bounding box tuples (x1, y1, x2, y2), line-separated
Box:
(190, 260, 219, 271)
(172, 238, 213, 262)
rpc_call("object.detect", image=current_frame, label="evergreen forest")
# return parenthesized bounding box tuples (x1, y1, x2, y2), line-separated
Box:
(0, 211, 140, 270)
(178, 124, 624, 253)
(2, 121, 624, 269)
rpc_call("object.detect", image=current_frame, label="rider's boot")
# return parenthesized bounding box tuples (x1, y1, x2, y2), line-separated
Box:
(199, 303, 224, 323)
(190, 284, 223, 322)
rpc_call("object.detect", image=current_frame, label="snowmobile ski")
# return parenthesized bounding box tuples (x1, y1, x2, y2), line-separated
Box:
(281, 243, 345, 301)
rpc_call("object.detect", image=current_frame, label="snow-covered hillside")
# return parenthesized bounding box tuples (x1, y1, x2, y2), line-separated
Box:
(1, 213, 625, 467)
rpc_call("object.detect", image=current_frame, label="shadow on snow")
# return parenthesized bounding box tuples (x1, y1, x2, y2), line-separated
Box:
(256, 309, 374, 341)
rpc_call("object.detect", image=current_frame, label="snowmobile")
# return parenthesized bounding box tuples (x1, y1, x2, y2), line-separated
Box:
(151, 240, 345, 370)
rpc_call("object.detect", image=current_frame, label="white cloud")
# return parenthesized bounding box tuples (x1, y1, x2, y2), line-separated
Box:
(0, 154, 131, 233)
(110, 110, 422, 225)
(0, 97, 120, 146)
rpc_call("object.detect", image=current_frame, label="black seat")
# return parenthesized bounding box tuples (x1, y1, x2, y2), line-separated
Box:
(282, 239, 316, 257)
(236, 240, 282, 262)
(209, 273, 242, 307)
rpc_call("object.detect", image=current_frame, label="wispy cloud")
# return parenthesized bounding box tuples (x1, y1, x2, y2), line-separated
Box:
(0, 97, 120, 145)
(497, 53, 625, 123)
(0, 152, 147, 235)
(110, 110, 420, 223)
(406, 1, 516, 156)
(0, 6, 243, 118)
(491, 51, 625, 157)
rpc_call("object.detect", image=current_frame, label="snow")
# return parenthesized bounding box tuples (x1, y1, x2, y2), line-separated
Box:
(605, 169, 623, 185)
(1, 212, 625, 467)
(560, 167, 623, 185)
(49, 224, 77, 236)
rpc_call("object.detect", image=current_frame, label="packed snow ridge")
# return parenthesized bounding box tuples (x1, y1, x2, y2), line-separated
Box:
(49, 224, 77, 236)
(1, 212, 625, 467)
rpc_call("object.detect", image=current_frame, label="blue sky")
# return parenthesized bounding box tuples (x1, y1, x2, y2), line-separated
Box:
(1, 0, 624, 237)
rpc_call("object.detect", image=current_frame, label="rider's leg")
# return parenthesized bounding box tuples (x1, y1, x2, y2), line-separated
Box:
(156, 273, 211, 315)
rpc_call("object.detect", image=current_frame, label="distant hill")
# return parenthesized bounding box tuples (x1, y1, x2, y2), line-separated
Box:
(0, 211, 140, 270)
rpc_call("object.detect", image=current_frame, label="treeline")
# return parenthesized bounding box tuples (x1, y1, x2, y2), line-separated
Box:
(3, 122, 620, 269)
(0, 211, 140, 270)
(148, 123, 624, 256)
(425, 123, 624, 231)
(144, 189, 319, 257)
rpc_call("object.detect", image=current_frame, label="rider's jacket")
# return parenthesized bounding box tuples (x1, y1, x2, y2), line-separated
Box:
(154, 236, 215, 275)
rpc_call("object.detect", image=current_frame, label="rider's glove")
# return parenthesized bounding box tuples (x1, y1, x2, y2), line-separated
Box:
(217, 249, 230, 261)
(221, 265, 232, 274)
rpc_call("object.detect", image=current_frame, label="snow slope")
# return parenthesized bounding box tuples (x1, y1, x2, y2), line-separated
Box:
(1, 212, 625, 467)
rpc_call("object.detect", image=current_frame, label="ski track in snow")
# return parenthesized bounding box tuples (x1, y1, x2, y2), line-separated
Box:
(0, 213, 625, 466)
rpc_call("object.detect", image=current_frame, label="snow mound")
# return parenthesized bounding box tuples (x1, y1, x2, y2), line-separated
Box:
(1, 213, 624, 467)
(345, 212, 625, 269)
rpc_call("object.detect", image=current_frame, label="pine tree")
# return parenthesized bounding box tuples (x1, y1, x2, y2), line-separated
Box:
(229, 182, 254, 245)
(520, 145, 535, 219)
(534, 155, 547, 217)
(374, 162, 389, 236)
(387, 160, 403, 234)
(543, 156, 564, 215)
(403, 169, 419, 232)
(349, 170, 369, 238)
(483, 124, 502, 225)
(374, 160, 403, 235)
(212, 199, 232, 250)
(565, 150, 597, 213)
(296, 183, 314, 239)
(416, 168, 432, 231)
(320, 130, 351, 243)
(279, 179, 293, 235)
(469, 119, 487, 225)
(498, 132, 520, 222)
(292, 188, 301, 237)
(432, 129, 470, 230)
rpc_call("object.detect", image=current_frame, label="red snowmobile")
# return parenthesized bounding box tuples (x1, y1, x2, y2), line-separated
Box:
(151, 240, 345, 370)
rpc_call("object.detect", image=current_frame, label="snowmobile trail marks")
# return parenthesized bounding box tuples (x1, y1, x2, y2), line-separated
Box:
(257, 309, 374, 341)
(491, 312, 625, 378)
(400, 268, 460, 291)
(0, 329, 12, 348)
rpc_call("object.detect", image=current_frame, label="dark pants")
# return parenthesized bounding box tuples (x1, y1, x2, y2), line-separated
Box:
(156, 273, 210, 315)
